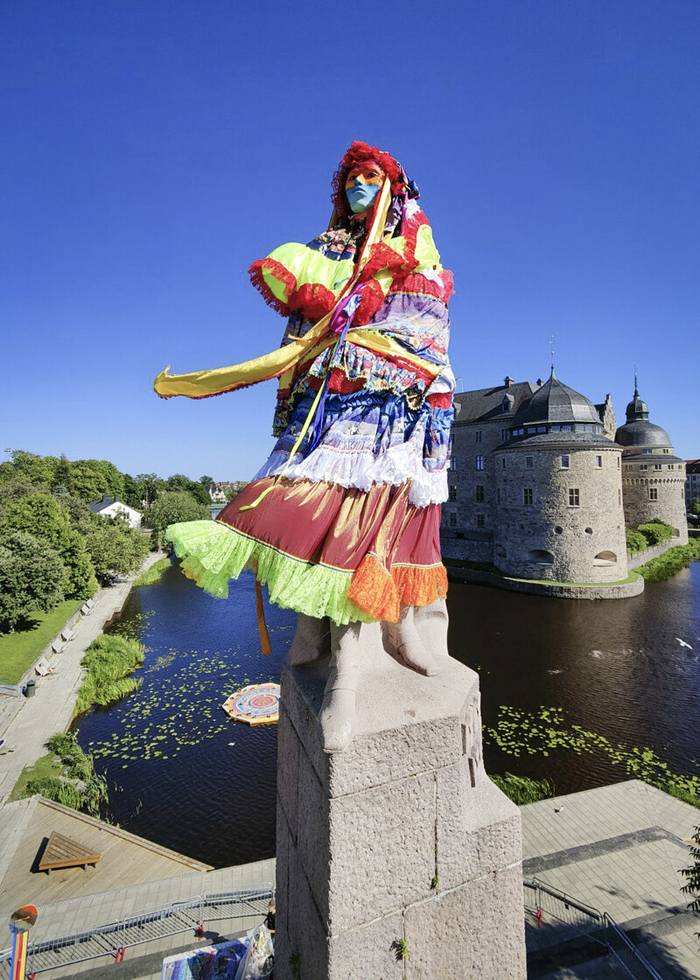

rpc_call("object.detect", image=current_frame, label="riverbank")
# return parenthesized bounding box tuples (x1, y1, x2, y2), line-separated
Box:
(0, 551, 164, 803)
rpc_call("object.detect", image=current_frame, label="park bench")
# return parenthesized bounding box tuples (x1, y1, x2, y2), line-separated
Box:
(38, 831, 101, 873)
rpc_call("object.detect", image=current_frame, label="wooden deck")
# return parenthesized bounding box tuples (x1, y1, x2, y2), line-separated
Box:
(0, 796, 212, 917)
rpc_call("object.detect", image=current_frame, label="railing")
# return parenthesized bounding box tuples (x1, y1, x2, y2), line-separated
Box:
(524, 877, 664, 980)
(0, 886, 273, 978)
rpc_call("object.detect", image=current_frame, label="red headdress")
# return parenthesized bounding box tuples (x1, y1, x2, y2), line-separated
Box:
(331, 141, 408, 220)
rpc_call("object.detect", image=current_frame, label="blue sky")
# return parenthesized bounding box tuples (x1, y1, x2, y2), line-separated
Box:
(2, 0, 699, 480)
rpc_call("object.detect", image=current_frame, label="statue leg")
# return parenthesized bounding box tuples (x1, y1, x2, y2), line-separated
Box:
(319, 620, 379, 754)
(288, 613, 331, 666)
(385, 599, 448, 675)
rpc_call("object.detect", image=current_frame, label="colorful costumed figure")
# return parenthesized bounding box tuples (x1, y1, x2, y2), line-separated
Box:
(155, 142, 455, 751)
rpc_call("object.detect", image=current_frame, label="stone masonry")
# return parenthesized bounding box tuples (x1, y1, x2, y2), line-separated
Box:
(274, 654, 526, 980)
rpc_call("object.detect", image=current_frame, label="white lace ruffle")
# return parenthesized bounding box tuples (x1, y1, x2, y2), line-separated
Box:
(253, 442, 448, 508)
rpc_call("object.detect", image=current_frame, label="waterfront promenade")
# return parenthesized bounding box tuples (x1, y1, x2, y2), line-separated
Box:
(0, 551, 163, 804)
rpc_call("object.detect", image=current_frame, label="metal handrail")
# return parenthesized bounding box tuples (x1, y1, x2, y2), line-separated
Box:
(524, 877, 664, 980)
(0, 886, 274, 977)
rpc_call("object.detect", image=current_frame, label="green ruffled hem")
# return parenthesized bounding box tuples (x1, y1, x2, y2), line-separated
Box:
(165, 520, 375, 625)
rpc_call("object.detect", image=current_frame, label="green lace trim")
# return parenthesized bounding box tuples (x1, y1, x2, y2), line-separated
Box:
(165, 520, 375, 625)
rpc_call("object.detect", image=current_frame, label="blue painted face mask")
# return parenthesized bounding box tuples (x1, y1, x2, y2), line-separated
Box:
(345, 181, 381, 214)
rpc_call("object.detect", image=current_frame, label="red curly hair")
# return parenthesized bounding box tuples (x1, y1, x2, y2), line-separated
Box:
(331, 141, 405, 219)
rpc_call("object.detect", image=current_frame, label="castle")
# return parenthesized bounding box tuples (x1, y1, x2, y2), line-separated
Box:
(441, 371, 687, 587)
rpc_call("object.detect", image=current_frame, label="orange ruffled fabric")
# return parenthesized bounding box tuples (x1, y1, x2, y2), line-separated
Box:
(347, 553, 448, 623)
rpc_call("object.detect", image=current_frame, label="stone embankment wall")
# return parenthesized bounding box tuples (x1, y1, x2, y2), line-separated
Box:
(446, 564, 644, 600)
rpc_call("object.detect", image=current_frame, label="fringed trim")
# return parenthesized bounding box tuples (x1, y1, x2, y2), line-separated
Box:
(249, 258, 296, 316)
(347, 554, 449, 621)
(361, 241, 409, 282)
(347, 553, 400, 623)
(388, 270, 454, 305)
(392, 562, 448, 606)
(165, 519, 376, 625)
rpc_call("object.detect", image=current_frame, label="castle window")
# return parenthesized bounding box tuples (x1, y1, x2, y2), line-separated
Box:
(537, 426, 546, 433)
(525, 455, 534, 469)
(449, 485, 457, 501)
(475, 430, 482, 443)
(569, 488, 580, 507)
(502, 457, 506, 469)
(595, 456, 602, 468)
(449, 512, 457, 526)
(561, 455, 570, 469)
(663, 449, 670, 454)
(561, 424, 573, 431)
(475, 455, 485, 470)
(654, 464, 662, 470)
(449, 456, 457, 470)
(550, 424, 561, 432)
(475, 485, 484, 502)
(497, 488, 502, 503)
(643, 449, 652, 454)
(523, 487, 533, 506)
(526, 426, 536, 435)
(501, 428, 509, 442)
(528, 549, 554, 564)
(640, 465, 648, 470)
(649, 488, 658, 501)
(476, 514, 485, 528)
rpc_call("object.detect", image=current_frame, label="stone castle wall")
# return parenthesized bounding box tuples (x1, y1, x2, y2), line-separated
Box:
(492, 442, 628, 583)
(622, 452, 688, 544)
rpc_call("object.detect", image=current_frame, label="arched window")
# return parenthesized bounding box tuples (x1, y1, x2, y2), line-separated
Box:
(527, 549, 554, 564)
(593, 551, 617, 566)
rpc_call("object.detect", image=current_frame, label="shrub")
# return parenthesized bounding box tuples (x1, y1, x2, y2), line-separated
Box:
(637, 539, 700, 582)
(626, 529, 648, 555)
(637, 520, 674, 546)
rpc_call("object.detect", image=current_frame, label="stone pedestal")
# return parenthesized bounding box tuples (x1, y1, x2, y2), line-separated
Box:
(275, 652, 526, 979)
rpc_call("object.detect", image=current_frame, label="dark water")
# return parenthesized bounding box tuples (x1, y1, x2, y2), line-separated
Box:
(74, 561, 700, 868)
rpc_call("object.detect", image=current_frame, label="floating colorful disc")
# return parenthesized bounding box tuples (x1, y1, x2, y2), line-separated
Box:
(222, 683, 280, 726)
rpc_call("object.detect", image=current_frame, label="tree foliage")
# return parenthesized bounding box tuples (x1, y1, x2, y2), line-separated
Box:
(145, 491, 210, 535)
(691, 498, 700, 517)
(83, 519, 150, 582)
(0, 531, 66, 632)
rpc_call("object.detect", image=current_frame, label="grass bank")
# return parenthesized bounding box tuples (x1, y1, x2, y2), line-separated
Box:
(10, 732, 108, 816)
(637, 538, 700, 582)
(133, 556, 170, 587)
(0, 598, 82, 685)
(74, 634, 145, 716)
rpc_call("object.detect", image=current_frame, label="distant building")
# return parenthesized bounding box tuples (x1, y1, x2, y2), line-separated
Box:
(443, 372, 687, 586)
(685, 460, 700, 511)
(206, 481, 248, 504)
(87, 495, 142, 529)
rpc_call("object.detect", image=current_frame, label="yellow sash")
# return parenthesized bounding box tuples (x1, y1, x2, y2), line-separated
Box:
(153, 180, 441, 401)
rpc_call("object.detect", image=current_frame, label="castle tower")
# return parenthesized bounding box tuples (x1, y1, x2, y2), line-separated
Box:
(616, 384, 688, 542)
(493, 370, 628, 583)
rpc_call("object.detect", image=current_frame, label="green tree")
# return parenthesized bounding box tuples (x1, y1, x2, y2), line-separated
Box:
(691, 498, 700, 517)
(199, 475, 214, 485)
(135, 473, 163, 507)
(165, 474, 210, 506)
(145, 491, 209, 540)
(0, 531, 66, 632)
(0, 449, 58, 489)
(83, 520, 149, 582)
(681, 824, 700, 913)
(1, 493, 97, 598)
(52, 455, 73, 495)
(122, 474, 141, 510)
(68, 462, 109, 502)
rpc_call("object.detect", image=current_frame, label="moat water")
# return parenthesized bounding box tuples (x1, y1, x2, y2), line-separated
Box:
(73, 560, 700, 868)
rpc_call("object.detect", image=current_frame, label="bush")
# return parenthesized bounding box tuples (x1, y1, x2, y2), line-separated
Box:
(637, 520, 674, 546)
(637, 539, 700, 582)
(625, 529, 648, 555)
(0, 531, 66, 632)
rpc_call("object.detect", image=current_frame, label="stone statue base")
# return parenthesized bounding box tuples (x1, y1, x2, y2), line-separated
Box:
(274, 651, 526, 979)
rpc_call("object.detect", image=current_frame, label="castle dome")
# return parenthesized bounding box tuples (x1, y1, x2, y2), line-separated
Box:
(615, 386, 672, 450)
(513, 370, 601, 427)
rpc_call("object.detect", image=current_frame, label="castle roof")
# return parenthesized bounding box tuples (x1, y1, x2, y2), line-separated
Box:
(453, 378, 537, 424)
(513, 369, 601, 427)
(614, 385, 673, 451)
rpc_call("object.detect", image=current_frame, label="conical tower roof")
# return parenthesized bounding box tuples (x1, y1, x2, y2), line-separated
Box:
(513, 369, 601, 427)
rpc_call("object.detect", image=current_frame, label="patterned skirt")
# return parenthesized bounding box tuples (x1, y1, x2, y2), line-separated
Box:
(166, 388, 451, 624)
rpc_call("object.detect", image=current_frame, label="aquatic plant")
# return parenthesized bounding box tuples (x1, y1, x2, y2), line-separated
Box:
(13, 732, 108, 816)
(491, 772, 554, 805)
(485, 705, 700, 807)
(74, 634, 146, 715)
(133, 557, 171, 587)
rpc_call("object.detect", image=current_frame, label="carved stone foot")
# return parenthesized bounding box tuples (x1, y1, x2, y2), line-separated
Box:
(385, 602, 446, 676)
(318, 621, 367, 753)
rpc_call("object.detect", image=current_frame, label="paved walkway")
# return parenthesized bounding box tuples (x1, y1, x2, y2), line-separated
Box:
(0, 552, 163, 803)
(521, 780, 700, 979)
